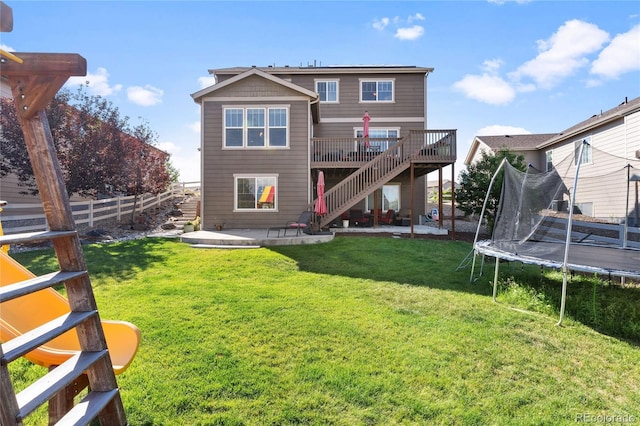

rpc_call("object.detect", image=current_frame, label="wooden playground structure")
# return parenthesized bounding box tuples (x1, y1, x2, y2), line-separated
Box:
(1, 2, 139, 424)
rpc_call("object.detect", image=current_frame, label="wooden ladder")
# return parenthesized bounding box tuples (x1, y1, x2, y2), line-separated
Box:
(0, 26, 128, 425)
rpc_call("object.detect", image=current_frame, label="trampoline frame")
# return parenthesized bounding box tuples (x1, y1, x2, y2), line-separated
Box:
(474, 239, 640, 303)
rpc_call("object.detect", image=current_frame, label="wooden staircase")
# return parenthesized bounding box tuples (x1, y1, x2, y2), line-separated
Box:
(315, 130, 456, 228)
(0, 18, 129, 426)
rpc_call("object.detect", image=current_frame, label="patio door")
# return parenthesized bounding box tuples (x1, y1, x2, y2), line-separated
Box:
(367, 184, 400, 212)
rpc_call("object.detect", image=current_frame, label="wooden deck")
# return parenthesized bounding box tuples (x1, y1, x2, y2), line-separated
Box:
(311, 130, 456, 172)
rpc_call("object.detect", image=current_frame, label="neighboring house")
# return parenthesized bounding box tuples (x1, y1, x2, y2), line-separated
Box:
(465, 96, 640, 222)
(191, 65, 457, 230)
(465, 134, 558, 169)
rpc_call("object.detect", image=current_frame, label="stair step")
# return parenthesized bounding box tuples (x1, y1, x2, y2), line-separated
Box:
(0, 230, 77, 246)
(16, 350, 108, 421)
(0, 270, 87, 303)
(2, 310, 97, 364)
(56, 389, 119, 426)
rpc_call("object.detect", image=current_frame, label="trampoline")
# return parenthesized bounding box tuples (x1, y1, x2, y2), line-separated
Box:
(469, 142, 640, 325)
(475, 240, 640, 280)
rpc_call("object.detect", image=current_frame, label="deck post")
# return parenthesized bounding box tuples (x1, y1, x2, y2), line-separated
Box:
(410, 162, 415, 238)
(451, 163, 456, 239)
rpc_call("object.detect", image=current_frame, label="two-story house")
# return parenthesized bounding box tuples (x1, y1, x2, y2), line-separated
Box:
(465, 96, 640, 224)
(191, 65, 457, 231)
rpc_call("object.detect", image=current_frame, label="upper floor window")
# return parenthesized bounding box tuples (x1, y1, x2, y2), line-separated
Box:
(235, 175, 277, 211)
(545, 150, 553, 171)
(360, 79, 394, 102)
(316, 80, 339, 103)
(224, 106, 289, 148)
(574, 137, 592, 165)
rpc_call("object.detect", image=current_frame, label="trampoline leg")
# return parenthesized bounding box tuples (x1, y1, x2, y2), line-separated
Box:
(557, 269, 568, 326)
(492, 258, 500, 302)
(470, 252, 477, 283)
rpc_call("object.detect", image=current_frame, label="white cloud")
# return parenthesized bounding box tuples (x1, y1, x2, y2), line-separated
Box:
(198, 75, 217, 89)
(408, 13, 425, 23)
(159, 139, 200, 182)
(127, 85, 163, 106)
(373, 17, 389, 31)
(395, 25, 425, 41)
(452, 59, 521, 104)
(188, 121, 200, 133)
(67, 67, 123, 96)
(374, 14, 426, 41)
(476, 125, 531, 136)
(512, 19, 610, 89)
(156, 141, 180, 154)
(591, 24, 640, 79)
(482, 59, 504, 74)
(453, 74, 516, 105)
(0, 43, 15, 52)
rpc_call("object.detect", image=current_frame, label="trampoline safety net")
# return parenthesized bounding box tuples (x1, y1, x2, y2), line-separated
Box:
(474, 147, 640, 280)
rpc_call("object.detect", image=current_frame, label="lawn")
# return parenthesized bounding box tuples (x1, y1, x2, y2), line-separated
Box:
(9, 236, 640, 425)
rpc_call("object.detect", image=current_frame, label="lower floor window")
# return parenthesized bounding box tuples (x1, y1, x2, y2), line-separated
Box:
(235, 175, 277, 210)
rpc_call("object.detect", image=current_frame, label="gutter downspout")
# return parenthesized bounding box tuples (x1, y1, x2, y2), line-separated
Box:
(309, 97, 319, 207)
(423, 70, 431, 227)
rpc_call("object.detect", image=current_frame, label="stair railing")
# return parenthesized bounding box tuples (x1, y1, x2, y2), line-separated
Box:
(311, 129, 456, 228)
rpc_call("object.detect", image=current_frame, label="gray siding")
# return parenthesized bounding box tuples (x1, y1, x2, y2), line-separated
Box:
(287, 73, 425, 122)
(201, 96, 311, 230)
(213, 75, 301, 98)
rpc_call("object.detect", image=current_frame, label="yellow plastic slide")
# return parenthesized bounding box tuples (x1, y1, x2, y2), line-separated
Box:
(0, 251, 140, 374)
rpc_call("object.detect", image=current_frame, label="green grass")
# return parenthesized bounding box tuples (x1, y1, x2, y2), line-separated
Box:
(8, 237, 640, 425)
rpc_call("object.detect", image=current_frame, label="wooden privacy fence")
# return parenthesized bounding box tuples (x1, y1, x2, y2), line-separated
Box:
(0, 181, 200, 234)
(535, 216, 640, 249)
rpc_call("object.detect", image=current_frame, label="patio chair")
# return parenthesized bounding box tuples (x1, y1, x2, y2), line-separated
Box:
(379, 209, 396, 225)
(284, 210, 314, 236)
(267, 211, 313, 237)
(349, 209, 370, 227)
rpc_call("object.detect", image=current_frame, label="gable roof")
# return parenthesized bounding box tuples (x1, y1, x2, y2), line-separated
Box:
(190, 67, 319, 101)
(464, 133, 558, 165)
(478, 134, 558, 151)
(210, 64, 434, 77)
(537, 96, 640, 149)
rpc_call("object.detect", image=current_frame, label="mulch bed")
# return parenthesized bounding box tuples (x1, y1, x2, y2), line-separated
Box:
(336, 231, 483, 244)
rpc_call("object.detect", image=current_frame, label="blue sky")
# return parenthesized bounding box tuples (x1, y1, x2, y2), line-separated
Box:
(2, 1, 639, 182)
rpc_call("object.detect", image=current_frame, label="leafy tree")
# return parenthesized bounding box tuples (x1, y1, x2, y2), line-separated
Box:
(0, 86, 174, 199)
(456, 149, 527, 233)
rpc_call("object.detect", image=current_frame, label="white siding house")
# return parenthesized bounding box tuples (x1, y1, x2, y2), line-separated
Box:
(465, 97, 640, 223)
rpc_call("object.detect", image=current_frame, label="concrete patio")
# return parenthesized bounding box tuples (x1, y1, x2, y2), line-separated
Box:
(180, 224, 448, 248)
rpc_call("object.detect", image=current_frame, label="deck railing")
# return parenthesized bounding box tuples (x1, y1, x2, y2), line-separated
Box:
(312, 129, 456, 226)
(311, 130, 456, 168)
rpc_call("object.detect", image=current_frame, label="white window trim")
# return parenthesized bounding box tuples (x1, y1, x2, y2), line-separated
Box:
(545, 149, 553, 172)
(233, 174, 279, 212)
(354, 127, 400, 151)
(359, 78, 395, 103)
(366, 183, 401, 212)
(353, 127, 401, 137)
(314, 79, 340, 104)
(574, 136, 592, 166)
(223, 105, 290, 149)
